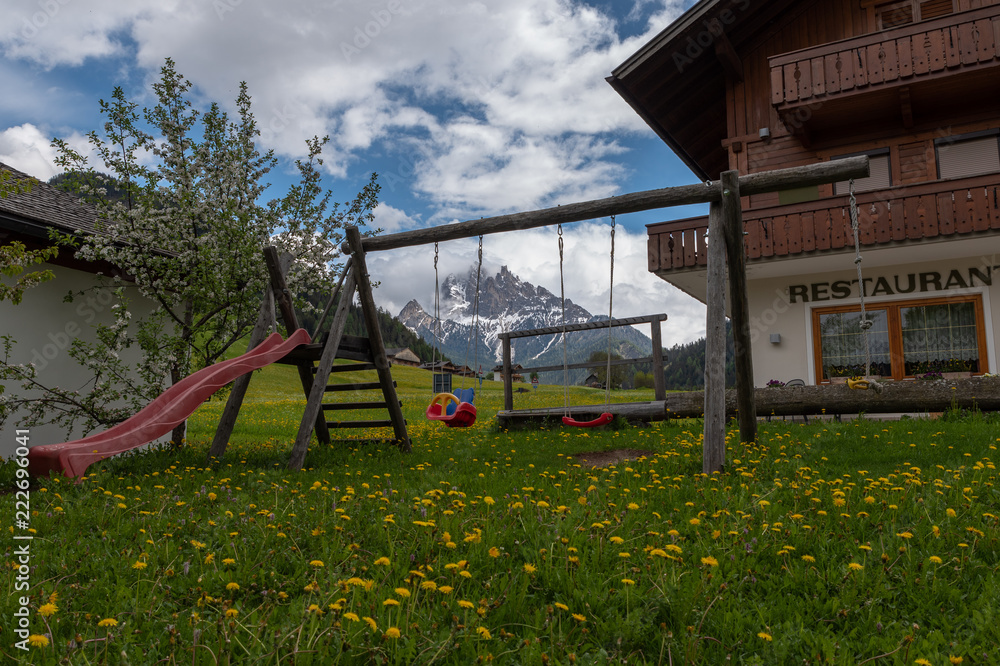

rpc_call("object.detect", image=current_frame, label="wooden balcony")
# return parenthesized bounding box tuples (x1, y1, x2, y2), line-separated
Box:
(769, 6, 1000, 139)
(647, 174, 1000, 273)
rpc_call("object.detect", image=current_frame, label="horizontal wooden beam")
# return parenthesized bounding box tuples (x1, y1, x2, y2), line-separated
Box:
(497, 401, 667, 428)
(517, 356, 655, 375)
(348, 157, 869, 253)
(500, 314, 668, 340)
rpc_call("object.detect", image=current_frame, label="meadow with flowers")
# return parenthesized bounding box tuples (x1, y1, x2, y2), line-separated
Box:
(3, 361, 999, 664)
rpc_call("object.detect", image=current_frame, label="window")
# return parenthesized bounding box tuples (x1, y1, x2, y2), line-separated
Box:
(875, 0, 953, 30)
(833, 151, 892, 195)
(813, 295, 988, 381)
(936, 131, 1000, 180)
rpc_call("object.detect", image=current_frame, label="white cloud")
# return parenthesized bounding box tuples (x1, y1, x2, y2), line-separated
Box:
(0, 123, 90, 179)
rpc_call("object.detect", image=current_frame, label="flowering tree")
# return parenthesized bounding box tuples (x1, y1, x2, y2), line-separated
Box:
(0, 59, 379, 445)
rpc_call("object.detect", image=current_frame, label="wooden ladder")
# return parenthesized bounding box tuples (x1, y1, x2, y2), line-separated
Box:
(210, 232, 410, 469)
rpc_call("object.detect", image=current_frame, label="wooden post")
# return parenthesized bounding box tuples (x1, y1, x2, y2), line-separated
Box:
(345, 226, 411, 451)
(650, 318, 666, 401)
(721, 170, 757, 444)
(502, 337, 514, 411)
(209, 253, 288, 460)
(263, 247, 330, 446)
(703, 199, 726, 474)
(287, 267, 359, 470)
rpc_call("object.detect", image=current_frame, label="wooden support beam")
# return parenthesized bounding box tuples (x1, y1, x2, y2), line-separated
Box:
(650, 317, 666, 401)
(347, 157, 870, 253)
(497, 401, 668, 428)
(209, 253, 288, 460)
(715, 33, 744, 81)
(721, 170, 757, 444)
(516, 356, 656, 376)
(345, 226, 411, 452)
(264, 247, 331, 447)
(499, 314, 668, 340)
(703, 199, 727, 475)
(502, 337, 514, 411)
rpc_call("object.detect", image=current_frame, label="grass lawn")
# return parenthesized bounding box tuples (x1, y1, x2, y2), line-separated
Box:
(4, 361, 999, 664)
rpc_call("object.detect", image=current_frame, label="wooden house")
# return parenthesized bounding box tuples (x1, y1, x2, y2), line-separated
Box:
(0, 164, 162, 458)
(610, 0, 1000, 385)
(386, 347, 421, 367)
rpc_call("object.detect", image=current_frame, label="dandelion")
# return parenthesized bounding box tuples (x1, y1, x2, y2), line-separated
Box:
(307, 604, 323, 614)
(383, 598, 400, 607)
(344, 612, 360, 622)
(929, 556, 943, 564)
(572, 613, 586, 622)
(849, 563, 864, 571)
(374, 557, 391, 566)
(701, 556, 719, 567)
(946, 508, 957, 517)
(610, 536, 624, 545)
(395, 588, 411, 598)
(28, 635, 49, 648)
(554, 602, 569, 611)
(420, 581, 437, 591)
(689, 518, 700, 526)
(38, 603, 58, 617)
(896, 532, 913, 539)
(801, 555, 816, 563)
(204, 553, 215, 565)
(914, 660, 932, 666)
(758, 632, 773, 642)
(222, 558, 236, 566)
(523, 563, 537, 574)
(484, 496, 495, 505)
(621, 578, 635, 586)
(363, 616, 377, 631)
(949, 656, 963, 664)
(650, 548, 667, 558)
(98, 618, 118, 628)
(225, 609, 239, 619)
(132, 561, 147, 570)
(488, 547, 500, 558)
(458, 600, 475, 610)
(226, 582, 240, 591)
(385, 627, 401, 639)
(476, 626, 492, 640)
(309, 560, 324, 568)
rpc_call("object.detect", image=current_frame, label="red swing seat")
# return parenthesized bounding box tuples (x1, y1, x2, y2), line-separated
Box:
(426, 392, 477, 428)
(562, 413, 614, 428)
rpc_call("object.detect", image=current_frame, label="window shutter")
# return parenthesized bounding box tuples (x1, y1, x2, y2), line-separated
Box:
(878, 2, 914, 29)
(918, 0, 953, 20)
(834, 154, 892, 194)
(937, 136, 1000, 180)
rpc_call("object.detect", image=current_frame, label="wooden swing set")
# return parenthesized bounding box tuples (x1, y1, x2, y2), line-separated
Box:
(220, 156, 883, 472)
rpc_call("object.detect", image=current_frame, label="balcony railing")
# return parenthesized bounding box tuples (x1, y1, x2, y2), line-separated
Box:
(647, 174, 1000, 272)
(769, 6, 1000, 112)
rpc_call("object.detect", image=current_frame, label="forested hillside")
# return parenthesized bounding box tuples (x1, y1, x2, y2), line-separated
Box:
(661, 321, 736, 390)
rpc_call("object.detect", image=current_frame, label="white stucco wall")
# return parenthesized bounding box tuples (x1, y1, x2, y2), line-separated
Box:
(748, 254, 1000, 386)
(0, 263, 164, 459)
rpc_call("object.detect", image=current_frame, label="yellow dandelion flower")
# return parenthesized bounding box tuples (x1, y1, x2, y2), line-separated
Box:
(204, 553, 215, 565)
(801, 555, 816, 563)
(309, 560, 324, 568)
(554, 602, 569, 611)
(621, 578, 636, 586)
(946, 508, 957, 517)
(758, 632, 772, 641)
(383, 598, 400, 606)
(38, 603, 58, 617)
(226, 582, 240, 591)
(701, 556, 719, 567)
(949, 656, 963, 664)
(476, 626, 492, 639)
(222, 558, 236, 566)
(650, 548, 667, 558)
(363, 616, 377, 631)
(395, 587, 411, 598)
(98, 618, 118, 628)
(488, 547, 500, 558)
(385, 627, 401, 639)
(484, 496, 495, 505)
(458, 600, 475, 609)
(929, 556, 943, 564)
(896, 532, 913, 539)
(344, 612, 360, 622)
(689, 518, 700, 526)
(914, 660, 932, 666)
(572, 613, 586, 622)
(439, 585, 454, 594)
(28, 635, 49, 648)
(374, 557, 391, 566)
(459, 570, 472, 579)
(848, 562, 864, 571)
(420, 581, 438, 591)
(225, 609, 239, 618)
(132, 561, 147, 570)
(307, 604, 323, 614)
(618, 552, 631, 558)
(523, 563, 537, 574)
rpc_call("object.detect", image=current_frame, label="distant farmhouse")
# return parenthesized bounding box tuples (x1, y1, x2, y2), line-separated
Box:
(0, 164, 161, 458)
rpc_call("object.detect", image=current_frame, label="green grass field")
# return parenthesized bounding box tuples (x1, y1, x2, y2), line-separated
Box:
(4, 362, 999, 664)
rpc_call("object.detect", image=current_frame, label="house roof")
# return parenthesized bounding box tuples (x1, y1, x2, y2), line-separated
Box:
(607, 0, 801, 180)
(0, 163, 100, 240)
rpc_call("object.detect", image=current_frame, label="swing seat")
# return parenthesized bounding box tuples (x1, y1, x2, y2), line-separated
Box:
(426, 392, 477, 428)
(446, 388, 476, 415)
(562, 413, 614, 428)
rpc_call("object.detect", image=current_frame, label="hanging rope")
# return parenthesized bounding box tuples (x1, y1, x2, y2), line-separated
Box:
(559, 225, 570, 418)
(432, 242, 441, 378)
(849, 180, 881, 393)
(603, 215, 616, 407)
(459, 236, 484, 388)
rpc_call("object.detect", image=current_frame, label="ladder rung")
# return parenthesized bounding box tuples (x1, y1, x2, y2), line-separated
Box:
(334, 349, 375, 363)
(325, 382, 384, 392)
(322, 402, 389, 411)
(326, 420, 395, 428)
(322, 363, 378, 373)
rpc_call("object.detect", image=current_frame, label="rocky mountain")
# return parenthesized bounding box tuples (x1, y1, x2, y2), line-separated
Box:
(399, 266, 655, 385)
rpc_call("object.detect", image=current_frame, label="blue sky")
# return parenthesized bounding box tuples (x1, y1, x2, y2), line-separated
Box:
(0, 0, 710, 345)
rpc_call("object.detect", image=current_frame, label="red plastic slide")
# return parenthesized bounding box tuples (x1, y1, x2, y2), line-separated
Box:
(27, 329, 311, 479)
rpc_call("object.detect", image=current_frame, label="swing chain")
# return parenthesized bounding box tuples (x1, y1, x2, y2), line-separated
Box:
(604, 216, 616, 407)
(558, 225, 569, 417)
(433, 242, 440, 374)
(848, 180, 877, 383)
